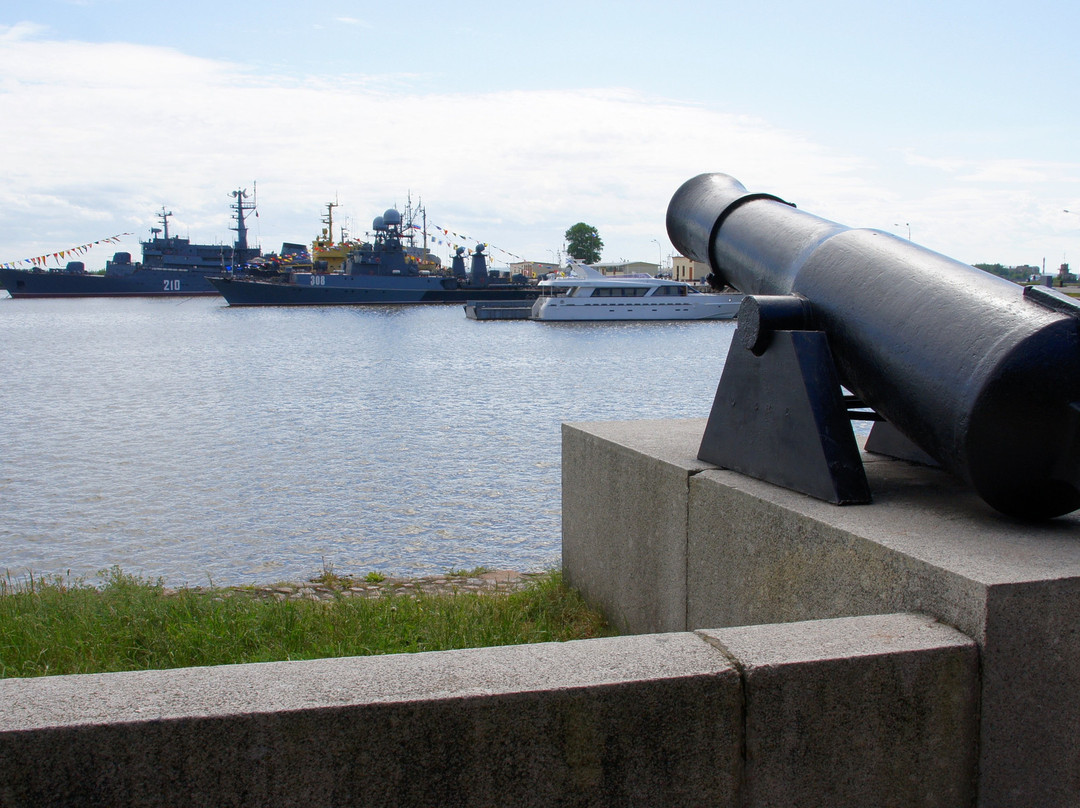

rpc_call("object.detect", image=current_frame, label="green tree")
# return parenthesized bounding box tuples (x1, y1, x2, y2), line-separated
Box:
(564, 223, 603, 265)
(974, 263, 1043, 283)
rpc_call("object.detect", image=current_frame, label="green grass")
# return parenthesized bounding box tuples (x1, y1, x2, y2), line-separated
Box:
(0, 567, 614, 679)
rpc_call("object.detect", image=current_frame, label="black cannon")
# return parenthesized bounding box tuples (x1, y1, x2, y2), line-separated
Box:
(667, 172, 1080, 520)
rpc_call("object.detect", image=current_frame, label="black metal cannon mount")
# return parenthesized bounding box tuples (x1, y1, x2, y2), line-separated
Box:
(666, 173, 1080, 520)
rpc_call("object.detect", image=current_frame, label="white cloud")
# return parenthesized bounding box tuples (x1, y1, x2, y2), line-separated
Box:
(900, 149, 1080, 186)
(1, 33, 1075, 270)
(0, 21, 47, 41)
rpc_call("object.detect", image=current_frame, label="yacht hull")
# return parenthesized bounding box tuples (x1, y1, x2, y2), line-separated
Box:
(530, 294, 741, 321)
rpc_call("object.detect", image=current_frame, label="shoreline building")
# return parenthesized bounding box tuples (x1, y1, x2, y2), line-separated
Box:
(671, 255, 711, 285)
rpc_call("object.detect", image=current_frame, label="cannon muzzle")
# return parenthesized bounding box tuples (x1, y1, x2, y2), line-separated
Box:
(668, 172, 1080, 519)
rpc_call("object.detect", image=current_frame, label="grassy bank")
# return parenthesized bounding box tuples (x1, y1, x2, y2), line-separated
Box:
(0, 568, 613, 679)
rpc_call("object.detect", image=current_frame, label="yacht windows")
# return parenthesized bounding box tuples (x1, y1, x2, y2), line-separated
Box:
(592, 287, 649, 297)
(652, 286, 688, 296)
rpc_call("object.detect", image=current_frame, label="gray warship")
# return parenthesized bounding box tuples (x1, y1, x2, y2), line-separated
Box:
(209, 205, 540, 306)
(0, 189, 262, 298)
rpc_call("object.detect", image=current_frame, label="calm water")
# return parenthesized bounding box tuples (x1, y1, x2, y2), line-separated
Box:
(0, 295, 736, 586)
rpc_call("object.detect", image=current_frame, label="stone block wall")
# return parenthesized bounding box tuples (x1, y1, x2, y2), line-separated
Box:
(0, 615, 974, 807)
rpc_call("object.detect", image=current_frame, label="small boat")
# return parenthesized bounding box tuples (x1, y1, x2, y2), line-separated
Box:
(530, 261, 742, 321)
(464, 299, 535, 320)
(0, 190, 262, 298)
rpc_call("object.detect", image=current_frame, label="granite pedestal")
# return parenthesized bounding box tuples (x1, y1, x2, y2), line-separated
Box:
(562, 417, 1080, 807)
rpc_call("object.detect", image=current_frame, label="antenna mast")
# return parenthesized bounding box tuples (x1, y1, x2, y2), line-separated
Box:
(230, 186, 257, 255)
(156, 207, 173, 241)
(322, 200, 339, 242)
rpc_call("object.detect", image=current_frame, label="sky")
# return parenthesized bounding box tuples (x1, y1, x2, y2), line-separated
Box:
(2, 0, 1079, 272)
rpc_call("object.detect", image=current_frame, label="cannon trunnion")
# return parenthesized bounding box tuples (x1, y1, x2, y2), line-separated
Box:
(667, 172, 1080, 520)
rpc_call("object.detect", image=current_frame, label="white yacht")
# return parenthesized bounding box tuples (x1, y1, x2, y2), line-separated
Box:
(530, 261, 742, 321)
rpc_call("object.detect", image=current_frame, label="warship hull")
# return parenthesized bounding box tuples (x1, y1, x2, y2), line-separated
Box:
(0, 267, 220, 298)
(209, 273, 541, 306)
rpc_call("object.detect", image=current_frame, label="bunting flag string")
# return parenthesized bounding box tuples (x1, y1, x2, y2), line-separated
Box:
(1, 232, 135, 270)
(423, 223, 531, 265)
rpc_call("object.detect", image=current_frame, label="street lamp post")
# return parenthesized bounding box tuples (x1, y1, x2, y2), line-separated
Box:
(894, 222, 911, 240)
(651, 238, 663, 273)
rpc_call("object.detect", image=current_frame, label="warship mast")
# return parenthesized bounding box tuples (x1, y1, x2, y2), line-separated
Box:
(230, 186, 257, 259)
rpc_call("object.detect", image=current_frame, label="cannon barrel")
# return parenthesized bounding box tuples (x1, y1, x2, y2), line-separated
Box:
(667, 172, 1080, 519)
